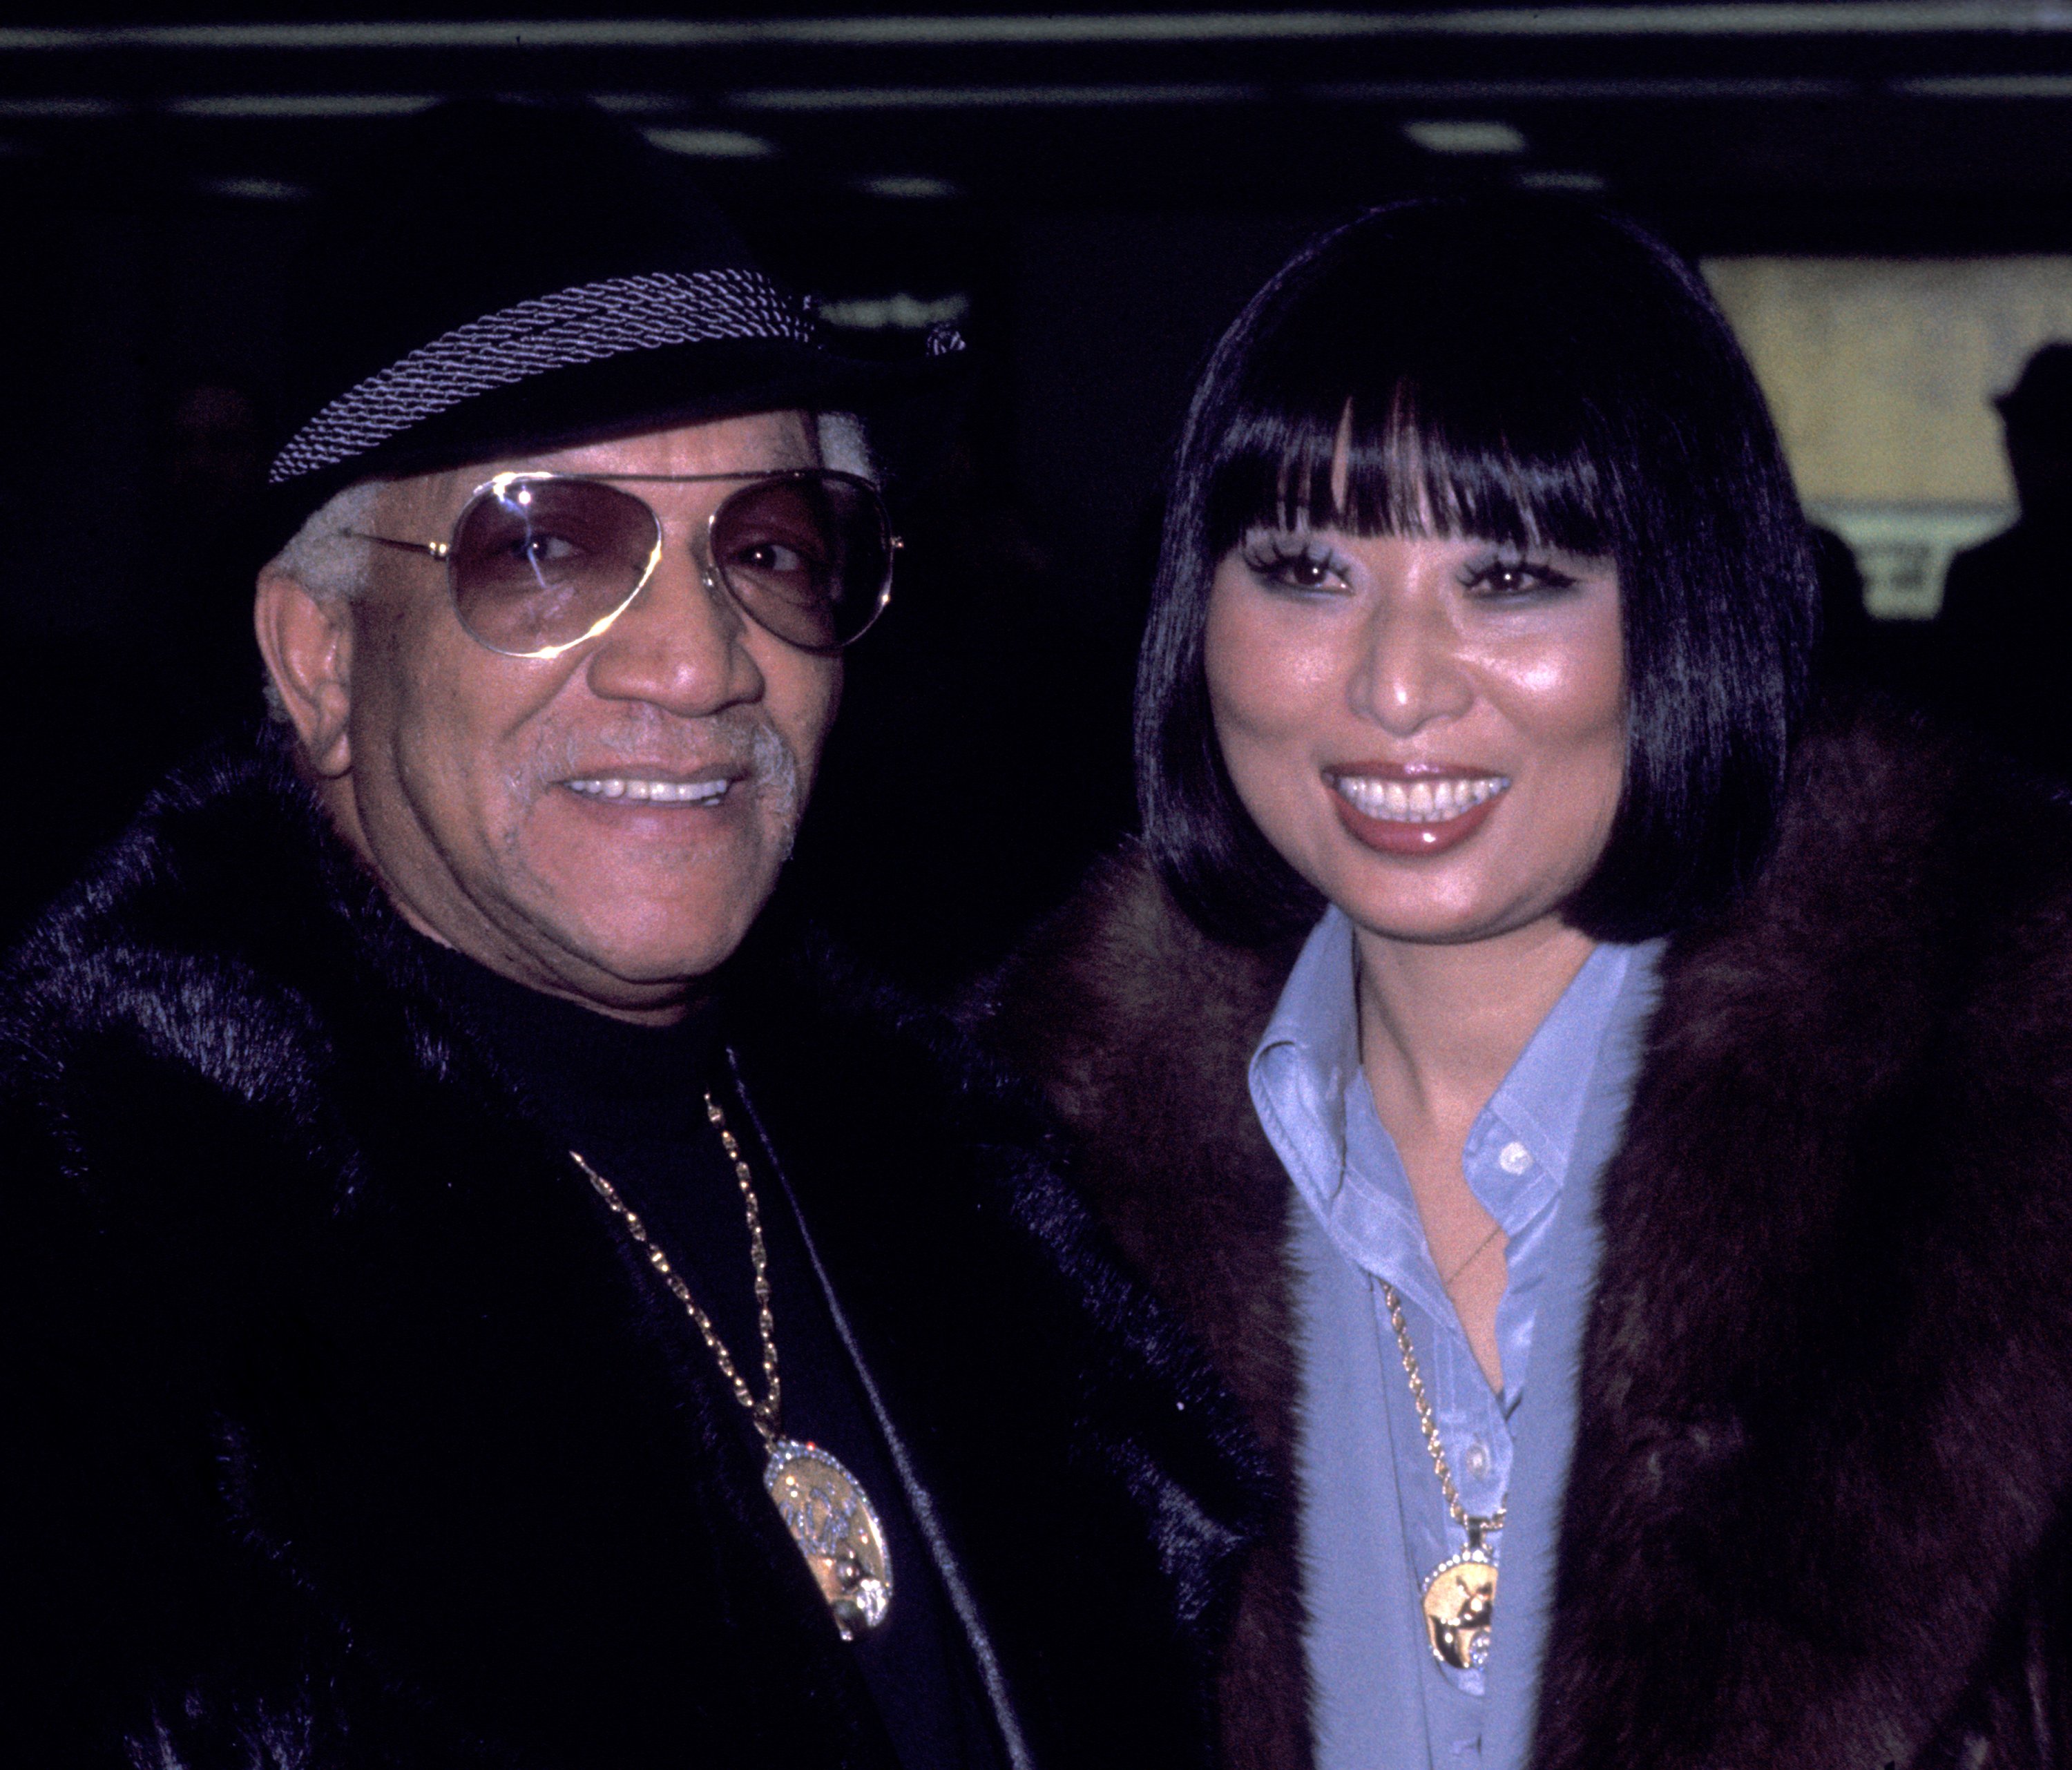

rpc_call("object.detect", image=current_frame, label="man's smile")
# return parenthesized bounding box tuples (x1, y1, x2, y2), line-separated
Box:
(562, 774, 734, 805)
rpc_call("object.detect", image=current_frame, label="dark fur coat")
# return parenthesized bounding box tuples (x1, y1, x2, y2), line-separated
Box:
(0, 733, 1265, 1769)
(977, 704, 2072, 1770)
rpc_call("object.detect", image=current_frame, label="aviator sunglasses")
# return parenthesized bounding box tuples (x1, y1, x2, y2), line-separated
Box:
(347, 469, 898, 660)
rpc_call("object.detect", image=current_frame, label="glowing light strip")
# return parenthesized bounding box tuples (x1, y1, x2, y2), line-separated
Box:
(731, 82, 1262, 110)
(166, 93, 439, 117)
(1, 75, 2045, 123)
(1895, 73, 2072, 93)
(737, 75, 1865, 110)
(1307, 76, 1860, 101)
(4, 6, 2072, 55)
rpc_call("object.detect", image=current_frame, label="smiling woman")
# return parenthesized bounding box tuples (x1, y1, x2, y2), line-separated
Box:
(1140, 198, 1816, 954)
(1205, 526, 1625, 944)
(980, 195, 2072, 1770)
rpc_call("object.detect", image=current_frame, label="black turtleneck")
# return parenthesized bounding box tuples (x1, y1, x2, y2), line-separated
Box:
(423, 941, 1003, 1770)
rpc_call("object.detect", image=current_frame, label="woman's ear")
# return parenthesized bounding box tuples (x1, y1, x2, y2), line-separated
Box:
(254, 570, 357, 779)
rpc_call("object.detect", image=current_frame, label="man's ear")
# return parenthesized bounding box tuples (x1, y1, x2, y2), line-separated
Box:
(254, 570, 356, 778)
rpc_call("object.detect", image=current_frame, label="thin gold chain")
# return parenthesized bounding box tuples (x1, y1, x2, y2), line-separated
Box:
(1441, 1220, 1504, 1289)
(1379, 1280, 1505, 1535)
(572, 1091, 780, 1447)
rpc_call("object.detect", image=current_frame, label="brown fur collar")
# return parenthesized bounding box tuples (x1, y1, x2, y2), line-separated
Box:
(976, 702, 2072, 1770)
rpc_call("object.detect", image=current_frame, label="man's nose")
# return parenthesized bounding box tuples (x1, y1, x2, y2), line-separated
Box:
(582, 538, 765, 714)
(1350, 592, 1475, 735)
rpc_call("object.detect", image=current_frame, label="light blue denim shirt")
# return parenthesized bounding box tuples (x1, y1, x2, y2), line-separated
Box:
(1249, 908, 1660, 1770)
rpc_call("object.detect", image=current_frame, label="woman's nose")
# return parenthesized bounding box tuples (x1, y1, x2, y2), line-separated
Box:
(1350, 592, 1475, 735)
(582, 539, 765, 715)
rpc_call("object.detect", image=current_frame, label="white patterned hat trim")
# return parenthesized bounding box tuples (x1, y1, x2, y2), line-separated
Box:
(269, 268, 818, 484)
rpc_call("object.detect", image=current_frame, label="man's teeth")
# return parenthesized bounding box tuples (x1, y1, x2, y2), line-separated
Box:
(1332, 773, 1509, 824)
(566, 777, 731, 805)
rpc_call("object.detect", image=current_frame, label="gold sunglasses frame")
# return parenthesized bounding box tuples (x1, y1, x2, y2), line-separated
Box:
(344, 468, 899, 661)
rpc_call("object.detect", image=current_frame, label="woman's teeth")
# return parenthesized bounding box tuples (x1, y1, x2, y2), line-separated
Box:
(566, 777, 731, 805)
(1332, 773, 1508, 824)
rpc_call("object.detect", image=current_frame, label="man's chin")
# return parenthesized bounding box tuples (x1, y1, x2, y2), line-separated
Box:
(517, 893, 765, 1001)
(479, 829, 789, 1007)
(520, 795, 792, 896)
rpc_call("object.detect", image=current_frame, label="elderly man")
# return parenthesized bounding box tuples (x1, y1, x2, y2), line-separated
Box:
(0, 103, 1255, 1768)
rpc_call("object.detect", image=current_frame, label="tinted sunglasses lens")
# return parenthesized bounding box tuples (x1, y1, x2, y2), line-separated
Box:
(711, 475, 891, 651)
(448, 479, 658, 655)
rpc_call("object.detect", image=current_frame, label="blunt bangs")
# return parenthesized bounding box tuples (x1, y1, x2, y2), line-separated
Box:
(1138, 195, 1820, 947)
(1203, 385, 1613, 568)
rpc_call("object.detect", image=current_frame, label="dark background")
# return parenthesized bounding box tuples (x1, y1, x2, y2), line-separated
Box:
(3, 3, 2069, 988)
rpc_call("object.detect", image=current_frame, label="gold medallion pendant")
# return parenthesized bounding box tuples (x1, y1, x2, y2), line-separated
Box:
(1421, 1533, 1497, 1671)
(573, 1094, 899, 1644)
(1379, 1282, 1508, 1673)
(765, 1438, 894, 1640)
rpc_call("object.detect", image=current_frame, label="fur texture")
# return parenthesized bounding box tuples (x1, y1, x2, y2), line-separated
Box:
(0, 731, 1266, 1769)
(977, 702, 2072, 1770)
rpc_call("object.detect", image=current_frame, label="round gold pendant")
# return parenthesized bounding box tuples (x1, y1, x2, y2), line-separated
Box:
(1421, 1547, 1497, 1671)
(765, 1439, 894, 1640)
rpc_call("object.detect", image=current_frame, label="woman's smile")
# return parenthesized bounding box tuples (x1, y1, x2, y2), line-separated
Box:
(1205, 527, 1626, 947)
(1325, 765, 1512, 854)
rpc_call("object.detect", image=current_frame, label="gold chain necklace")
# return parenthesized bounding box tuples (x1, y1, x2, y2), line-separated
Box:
(572, 1091, 894, 1641)
(1379, 1280, 1505, 1672)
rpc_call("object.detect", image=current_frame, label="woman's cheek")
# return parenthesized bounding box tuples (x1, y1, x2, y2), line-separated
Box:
(1207, 596, 1332, 741)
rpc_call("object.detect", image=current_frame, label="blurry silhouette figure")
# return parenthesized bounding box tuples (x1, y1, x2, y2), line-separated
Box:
(787, 432, 1140, 997)
(159, 378, 271, 744)
(0, 378, 272, 943)
(168, 382, 267, 533)
(1807, 522, 1875, 688)
(1936, 343, 2072, 782)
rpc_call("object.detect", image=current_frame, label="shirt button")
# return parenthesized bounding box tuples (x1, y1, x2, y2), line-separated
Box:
(1464, 1438, 1491, 1478)
(1498, 1140, 1532, 1175)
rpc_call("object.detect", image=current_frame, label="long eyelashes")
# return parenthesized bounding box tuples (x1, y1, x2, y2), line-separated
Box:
(1461, 557, 1581, 599)
(1238, 535, 1352, 591)
(1239, 531, 1586, 602)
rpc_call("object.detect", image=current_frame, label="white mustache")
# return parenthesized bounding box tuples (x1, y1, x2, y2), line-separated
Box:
(511, 709, 803, 845)
(523, 709, 788, 785)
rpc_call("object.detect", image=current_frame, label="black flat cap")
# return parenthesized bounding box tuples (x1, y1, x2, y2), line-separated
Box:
(267, 97, 963, 522)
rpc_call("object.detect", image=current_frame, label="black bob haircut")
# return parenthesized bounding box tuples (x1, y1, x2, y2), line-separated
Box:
(1136, 195, 1821, 946)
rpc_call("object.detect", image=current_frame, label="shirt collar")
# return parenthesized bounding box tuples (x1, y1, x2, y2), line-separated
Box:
(1250, 907, 1652, 1215)
(1256, 907, 1361, 1090)
(1249, 909, 1361, 1183)
(1471, 939, 1640, 1195)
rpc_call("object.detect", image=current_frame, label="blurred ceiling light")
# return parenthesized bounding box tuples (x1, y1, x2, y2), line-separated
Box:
(644, 126, 776, 157)
(854, 173, 961, 200)
(10, 11, 2072, 52)
(593, 93, 682, 114)
(1517, 168, 1609, 191)
(0, 97, 124, 118)
(732, 82, 1257, 110)
(1894, 74, 2072, 97)
(198, 175, 310, 200)
(168, 94, 440, 119)
(1403, 119, 1528, 154)
(818, 291, 972, 330)
(1314, 76, 1853, 102)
